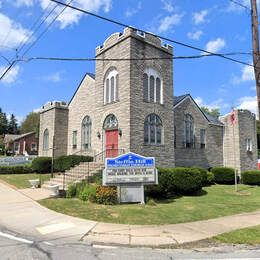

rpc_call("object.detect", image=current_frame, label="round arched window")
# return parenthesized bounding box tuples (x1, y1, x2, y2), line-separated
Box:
(104, 69, 119, 104)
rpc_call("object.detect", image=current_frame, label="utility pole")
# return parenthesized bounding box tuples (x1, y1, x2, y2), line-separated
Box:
(251, 0, 260, 120)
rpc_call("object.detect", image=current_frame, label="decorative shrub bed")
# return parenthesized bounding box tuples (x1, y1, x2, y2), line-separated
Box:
(66, 180, 117, 205)
(211, 167, 235, 184)
(0, 165, 34, 174)
(146, 167, 204, 198)
(242, 171, 260, 185)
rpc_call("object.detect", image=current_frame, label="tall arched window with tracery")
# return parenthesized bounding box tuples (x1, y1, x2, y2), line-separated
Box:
(184, 114, 194, 148)
(43, 129, 49, 150)
(104, 69, 119, 104)
(82, 116, 91, 149)
(143, 68, 163, 104)
(144, 114, 163, 145)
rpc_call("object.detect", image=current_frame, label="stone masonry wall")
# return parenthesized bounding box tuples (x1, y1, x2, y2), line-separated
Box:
(128, 31, 175, 167)
(221, 110, 257, 173)
(174, 97, 223, 168)
(39, 102, 68, 158)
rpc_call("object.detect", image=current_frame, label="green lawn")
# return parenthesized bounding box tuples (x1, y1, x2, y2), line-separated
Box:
(0, 173, 51, 189)
(215, 225, 260, 245)
(40, 184, 260, 225)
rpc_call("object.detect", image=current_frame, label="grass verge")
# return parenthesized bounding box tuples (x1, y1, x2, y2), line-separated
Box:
(214, 225, 260, 245)
(40, 184, 260, 225)
(0, 173, 51, 189)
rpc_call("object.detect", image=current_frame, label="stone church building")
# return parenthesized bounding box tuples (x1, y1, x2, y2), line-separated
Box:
(39, 27, 257, 172)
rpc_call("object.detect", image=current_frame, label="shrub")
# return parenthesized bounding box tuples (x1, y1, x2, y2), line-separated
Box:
(242, 171, 260, 185)
(88, 170, 102, 184)
(32, 157, 52, 173)
(211, 167, 235, 184)
(79, 185, 96, 202)
(146, 167, 204, 198)
(54, 155, 93, 172)
(171, 167, 204, 194)
(75, 180, 87, 198)
(66, 184, 77, 198)
(95, 185, 117, 205)
(191, 167, 208, 186)
(0, 165, 34, 174)
(206, 171, 215, 185)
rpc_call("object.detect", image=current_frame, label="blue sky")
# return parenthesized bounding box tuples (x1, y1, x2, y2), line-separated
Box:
(0, 0, 257, 123)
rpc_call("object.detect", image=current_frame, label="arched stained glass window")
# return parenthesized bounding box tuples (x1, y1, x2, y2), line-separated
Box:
(82, 116, 91, 149)
(144, 114, 163, 144)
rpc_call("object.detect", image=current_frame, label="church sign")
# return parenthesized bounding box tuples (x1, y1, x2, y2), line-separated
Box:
(103, 152, 158, 186)
(103, 152, 158, 203)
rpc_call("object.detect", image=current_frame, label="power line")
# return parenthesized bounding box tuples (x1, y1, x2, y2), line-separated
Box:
(14, 52, 251, 63)
(17, 1, 58, 53)
(21, 0, 74, 58)
(0, 0, 73, 81)
(228, 0, 250, 10)
(50, 0, 254, 68)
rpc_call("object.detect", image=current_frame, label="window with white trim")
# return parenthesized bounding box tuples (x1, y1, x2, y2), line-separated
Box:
(14, 142, 19, 152)
(104, 69, 119, 104)
(184, 114, 195, 148)
(43, 129, 49, 151)
(200, 129, 206, 149)
(82, 116, 91, 149)
(143, 68, 163, 104)
(246, 138, 252, 152)
(72, 131, 77, 149)
(144, 114, 163, 145)
(31, 143, 37, 151)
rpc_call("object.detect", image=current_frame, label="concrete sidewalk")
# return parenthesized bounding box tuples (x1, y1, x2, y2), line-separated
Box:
(1, 182, 260, 247)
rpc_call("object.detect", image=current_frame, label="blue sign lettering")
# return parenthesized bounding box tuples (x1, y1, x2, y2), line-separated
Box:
(106, 152, 155, 168)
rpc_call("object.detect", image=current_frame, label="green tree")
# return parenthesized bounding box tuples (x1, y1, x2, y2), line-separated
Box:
(0, 108, 8, 135)
(20, 112, 40, 135)
(201, 106, 220, 118)
(7, 114, 19, 134)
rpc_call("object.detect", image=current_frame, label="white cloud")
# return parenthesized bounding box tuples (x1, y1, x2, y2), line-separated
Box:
(41, 72, 62, 83)
(158, 13, 183, 33)
(39, 0, 112, 29)
(0, 65, 20, 84)
(14, 0, 34, 7)
(187, 30, 203, 40)
(0, 13, 32, 51)
(125, 2, 142, 18)
(231, 65, 254, 85)
(195, 96, 229, 111)
(237, 96, 258, 117)
(192, 9, 209, 25)
(204, 38, 226, 53)
(161, 0, 174, 13)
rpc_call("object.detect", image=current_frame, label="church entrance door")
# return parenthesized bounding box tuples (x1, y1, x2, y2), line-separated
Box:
(105, 129, 118, 158)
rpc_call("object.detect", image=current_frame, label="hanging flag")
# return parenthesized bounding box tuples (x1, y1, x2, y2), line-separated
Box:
(230, 110, 237, 125)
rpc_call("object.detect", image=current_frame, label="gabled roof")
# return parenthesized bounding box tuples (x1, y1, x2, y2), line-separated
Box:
(13, 132, 35, 141)
(69, 72, 95, 105)
(173, 94, 223, 126)
(173, 94, 190, 106)
(4, 132, 36, 143)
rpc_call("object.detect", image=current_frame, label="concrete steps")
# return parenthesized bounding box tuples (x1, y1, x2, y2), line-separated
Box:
(42, 161, 104, 190)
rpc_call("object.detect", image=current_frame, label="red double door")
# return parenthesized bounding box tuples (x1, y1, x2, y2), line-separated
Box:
(105, 130, 118, 158)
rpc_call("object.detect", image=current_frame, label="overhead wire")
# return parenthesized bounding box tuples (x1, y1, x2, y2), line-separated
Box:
(0, 0, 73, 81)
(50, 0, 255, 68)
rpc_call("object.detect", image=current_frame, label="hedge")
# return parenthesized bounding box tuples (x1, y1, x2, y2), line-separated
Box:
(242, 170, 260, 185)
(54, 155, 93, 172)
(32, 157, 52, 173)
(211, 167, 235, 184)
(192, 167, 208, 186)
(146, 167, 204, 198)
(0, 165, 34, 174)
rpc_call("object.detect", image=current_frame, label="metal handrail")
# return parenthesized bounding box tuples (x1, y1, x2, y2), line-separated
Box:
(94, 148, 125, 162)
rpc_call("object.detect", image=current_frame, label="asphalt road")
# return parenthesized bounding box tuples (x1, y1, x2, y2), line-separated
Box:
(1, 226, 260, 260)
